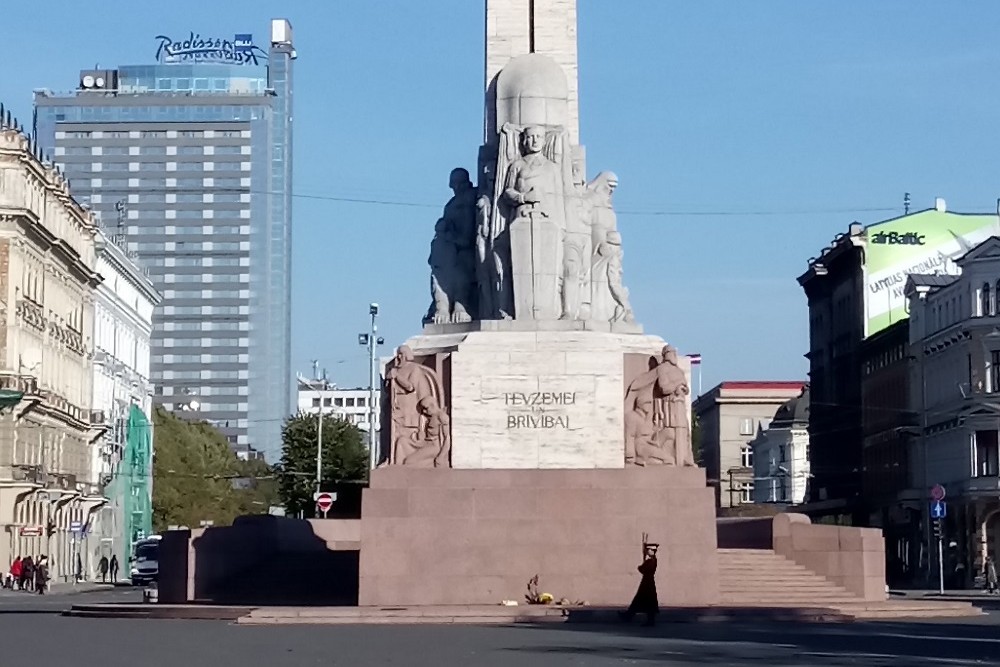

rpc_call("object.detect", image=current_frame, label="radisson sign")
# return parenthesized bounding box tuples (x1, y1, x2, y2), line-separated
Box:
(154, 32, 267, 66)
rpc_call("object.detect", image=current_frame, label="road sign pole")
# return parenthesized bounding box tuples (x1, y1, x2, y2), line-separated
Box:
(938, 531, 945, 595)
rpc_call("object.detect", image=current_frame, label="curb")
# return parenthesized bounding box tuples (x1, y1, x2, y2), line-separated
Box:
(66, 604, 853, 625)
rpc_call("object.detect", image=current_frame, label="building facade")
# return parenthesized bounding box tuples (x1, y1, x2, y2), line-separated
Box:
(694, 381, 806, 509)
(799, 203, 1000, 523)
(33, 20, 295, 461)
(905, 236, 1000, 588)
(751, 385, 811, 505)
(90, 230, 159, 568)
(296, 374, 380, 435)
(798, 222, 867, 516)
(0, 117, 105, 582)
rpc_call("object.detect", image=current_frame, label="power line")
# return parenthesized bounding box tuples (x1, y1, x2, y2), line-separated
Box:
(82, 185, 905, 218)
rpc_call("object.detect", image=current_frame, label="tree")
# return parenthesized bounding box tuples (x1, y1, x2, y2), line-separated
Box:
(151, 407, 277, 531)
(277, 412, 369, 517)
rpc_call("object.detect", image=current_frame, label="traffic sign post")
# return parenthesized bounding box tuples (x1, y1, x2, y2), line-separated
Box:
(313, 491, 337, 518)
(930, 500, 947, 594)
(931, 484, 947, 502)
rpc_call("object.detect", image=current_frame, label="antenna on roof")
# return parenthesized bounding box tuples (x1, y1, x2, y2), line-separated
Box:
(904, 192, 911, 215)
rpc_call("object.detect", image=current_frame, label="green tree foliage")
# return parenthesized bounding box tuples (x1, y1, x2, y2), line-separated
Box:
(151, 407, 278, 531)
(277, 412, 369, 517)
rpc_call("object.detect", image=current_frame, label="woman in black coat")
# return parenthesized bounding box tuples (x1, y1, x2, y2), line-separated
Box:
(621, 534, 659, 627)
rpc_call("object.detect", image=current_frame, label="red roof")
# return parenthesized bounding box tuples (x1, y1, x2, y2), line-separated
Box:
(719, 381, 805, 391)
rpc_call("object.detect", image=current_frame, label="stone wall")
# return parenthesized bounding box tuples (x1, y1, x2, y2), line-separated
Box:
(359, 466, 719, 607)
(772, 513, 887, 602)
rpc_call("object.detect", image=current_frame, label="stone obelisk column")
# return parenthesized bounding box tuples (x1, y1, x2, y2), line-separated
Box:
(484, 0, 580, 144)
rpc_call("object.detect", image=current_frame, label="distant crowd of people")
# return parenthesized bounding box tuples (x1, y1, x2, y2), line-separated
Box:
(2, 554, 119, 594)
(2, 556, 50, 594)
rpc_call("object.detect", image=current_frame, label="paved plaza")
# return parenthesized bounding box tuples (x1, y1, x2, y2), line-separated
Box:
(0, 590, 999, 666)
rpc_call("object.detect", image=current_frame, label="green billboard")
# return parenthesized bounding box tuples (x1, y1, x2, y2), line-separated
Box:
(865, 209, 999, 336)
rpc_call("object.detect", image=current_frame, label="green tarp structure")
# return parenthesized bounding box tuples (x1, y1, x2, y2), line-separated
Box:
(122, 405, 152, 554)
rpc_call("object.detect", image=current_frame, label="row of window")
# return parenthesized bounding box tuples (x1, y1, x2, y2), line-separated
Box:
(164, 274, 248, 284)
(143, 257, 248, 268)
(164, 321, 248, 332)
(83, 161, 250, 172)
(61, 145, 247, 156)
(87, 177, 250, 188)
(156, 337, 248, 347)
(131, 242, 247, 251)
(162, 305, 249, 315)
(59, 130, 246, 139)
(125, 193, 248, 204)
(311, 395, 373, 408)
(153, 354, 247, 364)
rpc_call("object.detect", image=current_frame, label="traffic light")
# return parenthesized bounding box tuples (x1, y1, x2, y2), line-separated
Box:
(932, 518, 943, 540)
(46, 520, 56, 537)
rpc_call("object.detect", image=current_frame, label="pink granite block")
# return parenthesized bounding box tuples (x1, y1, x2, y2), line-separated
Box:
(362, 489, 410, 518)
(536, 488, 599, 518)
(473, 488, 539, 519)
(409, 488, 476, 518)
(790, 526, 840, 553)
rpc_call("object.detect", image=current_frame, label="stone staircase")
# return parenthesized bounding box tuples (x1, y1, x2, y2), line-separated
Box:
(718, 548, 982, 620)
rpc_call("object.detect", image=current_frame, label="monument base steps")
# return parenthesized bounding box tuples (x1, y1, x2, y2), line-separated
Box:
(359, 466, 718, 607)
(718, 549, 983, 619)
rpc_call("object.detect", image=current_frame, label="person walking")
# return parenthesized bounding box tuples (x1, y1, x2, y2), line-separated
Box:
(75, 552, 83, 583)
(20, 555, 34, 592)
(98, 555, 109, 584)
(986, 554, 998, 594)
(620, 533, 659, 627)
(34, 555, 49, 595)
(9, 556, 22, 590)
(109, 554, 119, 584)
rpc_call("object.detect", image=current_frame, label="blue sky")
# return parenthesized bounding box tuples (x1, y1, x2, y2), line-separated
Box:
(4, 1, 1000, 392)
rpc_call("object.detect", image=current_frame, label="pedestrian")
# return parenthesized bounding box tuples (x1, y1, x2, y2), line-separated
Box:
(20, 555, 34, 592)
(109, 554, 119, 584)
(98, 555, 109, 584)
(9, 556, 21, 590)
(986, 554, 998, 594)
(620, 532, 659, 627)
(75, 552, 83, 583)
(34, 555, 49, 595)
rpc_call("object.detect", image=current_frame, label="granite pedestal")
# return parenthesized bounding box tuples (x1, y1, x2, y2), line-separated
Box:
(398, 329, 692, 469)
(358, 466, 718, 607)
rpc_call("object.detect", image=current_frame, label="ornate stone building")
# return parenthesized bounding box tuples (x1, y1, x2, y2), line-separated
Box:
(90, 230, 158, 571)
(0, 111, 103, 582)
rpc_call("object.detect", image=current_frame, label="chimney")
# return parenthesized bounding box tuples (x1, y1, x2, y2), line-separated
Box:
(935, 197, 947, 212)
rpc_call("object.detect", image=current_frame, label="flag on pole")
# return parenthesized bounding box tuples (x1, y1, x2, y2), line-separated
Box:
(688, 353, 702, 365)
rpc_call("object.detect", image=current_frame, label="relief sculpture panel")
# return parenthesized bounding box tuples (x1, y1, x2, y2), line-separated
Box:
(380, 345, 452, 468)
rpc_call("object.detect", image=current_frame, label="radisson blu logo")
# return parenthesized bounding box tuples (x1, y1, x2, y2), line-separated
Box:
(155, 32, 267, 66)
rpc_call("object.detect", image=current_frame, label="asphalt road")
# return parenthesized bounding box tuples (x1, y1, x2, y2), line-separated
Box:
(2, 590, 1000, 666)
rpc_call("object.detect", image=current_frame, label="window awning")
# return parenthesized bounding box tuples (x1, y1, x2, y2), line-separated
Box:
(0, 389, 24, 409)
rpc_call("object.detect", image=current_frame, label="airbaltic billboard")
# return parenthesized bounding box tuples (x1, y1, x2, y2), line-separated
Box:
(865, 209, 1000, 336)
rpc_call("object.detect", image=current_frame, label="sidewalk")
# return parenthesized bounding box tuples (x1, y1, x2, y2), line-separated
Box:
(892, 588, 998, 603)
(1, 580, 118, 596)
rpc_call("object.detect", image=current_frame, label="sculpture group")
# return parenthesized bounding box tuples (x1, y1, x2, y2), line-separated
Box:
(425, 54, 635, 326)
(384, 50, 692, 471)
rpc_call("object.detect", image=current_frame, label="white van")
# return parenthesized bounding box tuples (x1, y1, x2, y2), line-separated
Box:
(130, 535, 161, 586)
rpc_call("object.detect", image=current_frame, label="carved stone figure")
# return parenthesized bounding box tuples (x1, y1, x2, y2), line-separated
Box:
(420, 52, 642, 328)
(426, 169, 477, 324)
(623, 346, 694, 467)
(495, 124, 575, 319)
(587, 172, 633, 323)
(475, 195, 495, 319)
(385, 345, 451, 468)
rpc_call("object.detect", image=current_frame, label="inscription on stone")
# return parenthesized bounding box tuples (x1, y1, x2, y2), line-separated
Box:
(503, 391, 576, 429)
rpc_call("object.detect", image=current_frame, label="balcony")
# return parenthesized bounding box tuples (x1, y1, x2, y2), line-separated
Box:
(14, 299, 45, 332)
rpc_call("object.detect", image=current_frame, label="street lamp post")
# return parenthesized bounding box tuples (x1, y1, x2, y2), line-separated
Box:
(359, 303, 384, 471)
(315, 380, 325, 496)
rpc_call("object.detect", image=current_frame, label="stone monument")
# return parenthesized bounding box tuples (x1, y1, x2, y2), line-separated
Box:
(360, 0, 717, 608)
